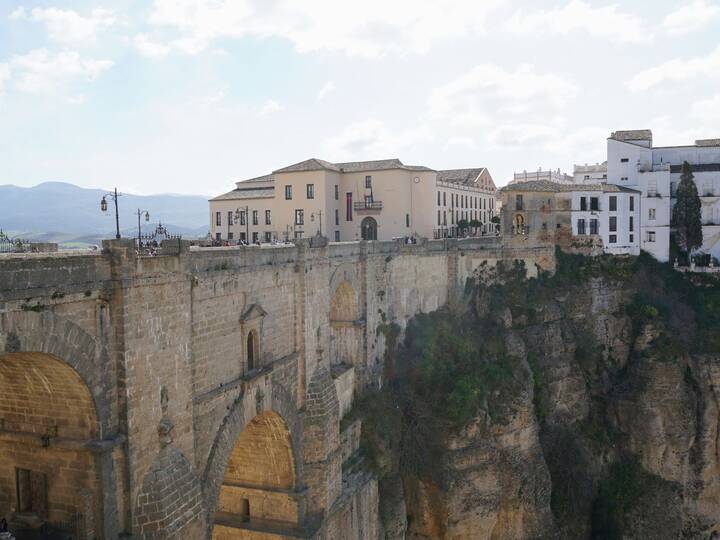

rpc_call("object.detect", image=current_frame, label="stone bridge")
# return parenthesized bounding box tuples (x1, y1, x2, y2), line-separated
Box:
(0, 237, 553, 539)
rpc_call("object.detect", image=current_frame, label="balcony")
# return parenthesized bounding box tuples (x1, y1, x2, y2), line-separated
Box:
(353, 201, 383, 212)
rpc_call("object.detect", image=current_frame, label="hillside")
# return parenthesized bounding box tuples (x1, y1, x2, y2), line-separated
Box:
(0, 182, 210, 245)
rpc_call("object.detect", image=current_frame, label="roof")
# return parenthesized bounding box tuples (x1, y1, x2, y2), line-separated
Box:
(500, 180, 639, 194)
(437, 168, 485, 185)
(273, 158, 341, 174)
(695, 139, 720, 147)
(610, 130, 653, 142)
(670, 163, 720, 174)
(209, 185, 275, 201)
(335, 159, 405, 172)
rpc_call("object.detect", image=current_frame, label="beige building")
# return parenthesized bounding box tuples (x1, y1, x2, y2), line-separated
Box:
(210, 158, 497, 243)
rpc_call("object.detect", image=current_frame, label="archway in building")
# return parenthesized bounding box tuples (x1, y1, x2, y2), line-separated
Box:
(0, 352, 100, 538)
(212, 411, 300, 538)
(361, 217, 377, 241)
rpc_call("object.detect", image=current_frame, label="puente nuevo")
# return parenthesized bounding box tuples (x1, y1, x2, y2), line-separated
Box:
(0, 237, 552, 539)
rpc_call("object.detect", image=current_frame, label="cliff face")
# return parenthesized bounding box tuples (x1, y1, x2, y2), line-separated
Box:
(368, 254, 720, 540)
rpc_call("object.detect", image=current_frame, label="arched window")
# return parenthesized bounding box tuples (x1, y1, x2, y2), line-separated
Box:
(361, 217, 378, 240)
(514, 214, 525, 235)
(247, 331, 256, 371)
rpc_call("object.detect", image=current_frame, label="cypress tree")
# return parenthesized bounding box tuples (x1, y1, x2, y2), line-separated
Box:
(671, 161, 703, 255)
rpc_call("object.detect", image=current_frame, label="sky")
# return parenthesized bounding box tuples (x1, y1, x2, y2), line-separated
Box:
(1, 1, 719, 196)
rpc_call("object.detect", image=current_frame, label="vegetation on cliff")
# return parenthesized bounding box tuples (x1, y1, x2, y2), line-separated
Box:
(357, 248, 720, 538)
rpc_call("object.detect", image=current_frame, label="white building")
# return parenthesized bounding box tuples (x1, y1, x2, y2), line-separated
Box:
(570, 184, 640, 256)
(604, 130, 720, 261)
(574, 162, 607, 184)
(510, 168, 573, 184)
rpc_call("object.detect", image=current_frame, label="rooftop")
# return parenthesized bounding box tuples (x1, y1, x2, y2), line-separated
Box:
(437, 168, 487, 185)
(500, 180, 639, 194)
(610, 129, 653, 143)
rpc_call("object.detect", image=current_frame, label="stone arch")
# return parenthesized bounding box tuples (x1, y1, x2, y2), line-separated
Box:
(0, 351, 102, 535)
(134, 446, 205, 539)
(202, 381, 301, 531)
(330, 281, 359, 323)
(0, 310, 112, 436)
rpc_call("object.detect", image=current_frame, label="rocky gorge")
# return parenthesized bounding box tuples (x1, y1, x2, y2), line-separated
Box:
(356, 251, 720, 539)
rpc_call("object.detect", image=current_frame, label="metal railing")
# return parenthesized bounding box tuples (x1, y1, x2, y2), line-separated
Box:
(136, 223, 182, 255)
(0, 229, 30, 253)
(353, 201, 383, 211)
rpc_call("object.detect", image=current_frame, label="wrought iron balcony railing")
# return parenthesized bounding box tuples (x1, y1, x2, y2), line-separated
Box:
(353, 201, 383, 211)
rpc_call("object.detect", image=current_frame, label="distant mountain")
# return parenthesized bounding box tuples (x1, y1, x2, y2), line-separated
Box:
(0, 182, 210, 245)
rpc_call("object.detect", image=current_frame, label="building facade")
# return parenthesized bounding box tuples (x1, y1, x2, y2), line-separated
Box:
(510, 168, 574, 185)
(210, 159, 497, 243)
(603, 130, 720, 261)
(574, 162, 608, 184)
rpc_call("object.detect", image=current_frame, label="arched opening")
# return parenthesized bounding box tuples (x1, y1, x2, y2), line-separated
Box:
(0, 352, 101, 538)
(514, 213, 526, 235)
(361, 217, 378, 241)
(212, 411, 300, 538)
(246, 330, 257, 372)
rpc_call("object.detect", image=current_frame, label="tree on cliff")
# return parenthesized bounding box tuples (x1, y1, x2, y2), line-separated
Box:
(671, 161, 703, 256)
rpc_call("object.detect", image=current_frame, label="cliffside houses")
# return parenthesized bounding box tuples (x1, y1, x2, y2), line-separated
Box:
(209, 158, 497, 243)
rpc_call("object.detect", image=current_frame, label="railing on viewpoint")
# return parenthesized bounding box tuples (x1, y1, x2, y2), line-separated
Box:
(136, 223, 182, 256)
(353, 201, 383, 211)
(0, 229, 31, 253)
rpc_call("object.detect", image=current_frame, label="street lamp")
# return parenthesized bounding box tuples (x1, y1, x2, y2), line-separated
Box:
(135, 209, 150, 247)
(100, 188, 122, 239)
(234, 206, 249, 243)
(311, 211, 323, 237)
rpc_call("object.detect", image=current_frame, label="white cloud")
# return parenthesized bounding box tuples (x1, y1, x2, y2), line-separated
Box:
(134, 34, 173, 58)
(628, 45, 720, 91)
(691, 94, 720, 124)
(9, 49, 112, 99)
(507, 1, 650, 43)
(322, 119, 433, 160)
(317, 81, 335, 101)
(0, 64, 10, 95)
(428, 64, 577, 128)
(10, 7, 115, 44)
(258, 99, 282, 116)
(145, 0, 501, 57)
(662, 0, 720, 35)
(443, 137, 476, 152)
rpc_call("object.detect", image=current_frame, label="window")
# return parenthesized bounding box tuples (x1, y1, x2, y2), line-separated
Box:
(443, 192, 446, 206)
(239, 232, 246, 242)
(648, 180, 658, 197)
(609, 216, 617, 232)
(406, 214, 410, 228)
(621, 158, 629, 163)
(294, 231, 304, 239)
(630, 234, 634, 243)
(609, 234, 617, 244)
(285, 185, 292, 200)
(306, 184, 315, 199)
(629, 196, 634, 211)
(264, 231, 271, 242)
(365, 175, 372, 188)
(647, 231, 656, 242)
(216, 211, 221, 226)
(295, 209, 304, 225)
(515, 194, 523, 210)
(335, 209, 339, 226)
(648, 208, 656, 220)
(239, 210, 246, 225)
(609, 196, 617, 211)
(437, 191, 441, 205)
(252, 232, 258, 243)
(215, 232, 221, 240)
(590, 219, 599, 235)
(346, 193, 353, 221)
(629, 216, 634, 232)
(443, 211, 447, 225)
(590, 197, 599, 211)
(584, 175, 590, 180)
(228, 232, 234, 240)
(334, 231, 340, 242)
(252, 210, 258, 225)
(577, 219, 586, 235)
(621, 177, 628, 182)
(437, 210, 441, 226)
(228, 211, 234, 226)
(265, 210, 271, 225)
(580, 197, 587, 211)
(334, 185, 339, 200)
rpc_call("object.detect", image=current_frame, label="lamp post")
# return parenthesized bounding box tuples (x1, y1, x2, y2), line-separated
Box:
(135, 209, 150, 247)
(234, 206, 249, 243)
(311, 211, 323, 237)
(100, 188, 122, 239)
